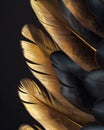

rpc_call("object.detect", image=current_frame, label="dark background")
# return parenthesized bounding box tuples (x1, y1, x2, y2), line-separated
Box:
(2, 1, 43, 129)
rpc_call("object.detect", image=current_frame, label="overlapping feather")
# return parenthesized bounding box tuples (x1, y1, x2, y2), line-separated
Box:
(50, 51, 95, 113)
(20, 40, 95, 124)
(30, 0, 100, 71)
(21, 24, 60, 55)
(62, 0, 104, 38)
(18, 78, 82, 130)
(58, 0, 102, 49)
(18, 1, 104, 129)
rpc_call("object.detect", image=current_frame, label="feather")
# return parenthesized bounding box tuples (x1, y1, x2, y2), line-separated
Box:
(33, 0, 102, 48)
(51, 51, 95, 112)
(21, 40, 60, 93)
(21, 24, 60, 55)
(30, 0, 100, 71)
(30, 0, 99, 50)
(20, 40, 95, 125)
(50, 51, 87, 80)
(58, 0, 102, 49)
(18, 78, 82, 130)
(62, 0, 104, 38)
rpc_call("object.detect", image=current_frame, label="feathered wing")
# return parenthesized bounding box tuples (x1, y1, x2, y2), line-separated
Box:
(30, 0, 100, 71)
(18, 78, 81, 130)
(62, 0, 104, 38)
(18, 1, 104, 130)
(20, 40, 95, 125)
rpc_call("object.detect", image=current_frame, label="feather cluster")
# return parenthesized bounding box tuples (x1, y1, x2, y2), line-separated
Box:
(18, 0, 104, 130)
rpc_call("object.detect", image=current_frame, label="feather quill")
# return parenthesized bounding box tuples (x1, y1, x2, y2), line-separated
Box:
(20, 40, 95, 125)
(30, 0, 99, 71)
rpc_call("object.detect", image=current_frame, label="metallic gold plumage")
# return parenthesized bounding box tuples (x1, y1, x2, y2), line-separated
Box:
(20, 40, 95, 125)
(18, 78, 82, 130)
(30, 0, 100, 71)
(18, 1, 103, 129)
(22, 24, 60, 55)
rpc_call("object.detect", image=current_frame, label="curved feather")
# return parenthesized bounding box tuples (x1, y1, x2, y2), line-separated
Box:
(30, 0, 99, 71)
(58, 0, 102, 49)
(18, 78, 82, 130)
(20, 40, 95, 124)
(30, 0, 100, 50)
(21, 40, 60, 93)
(21, 24, 60, 55)
(62, 0, 104, 38)
(51, 51, 95, 112)
(38, 0, 103, 51)
(34, 0, 102, 49)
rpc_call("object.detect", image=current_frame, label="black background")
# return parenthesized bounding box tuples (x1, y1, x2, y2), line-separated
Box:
(2, 1, 43, 129)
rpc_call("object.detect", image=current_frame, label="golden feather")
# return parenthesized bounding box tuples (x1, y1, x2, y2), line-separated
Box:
(18, 1, 104, 129)
(30, 0, 100, 71)
(18, 78, 82, 130)
(21, 24, 60, 55)
(20, 40, 95, 125)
